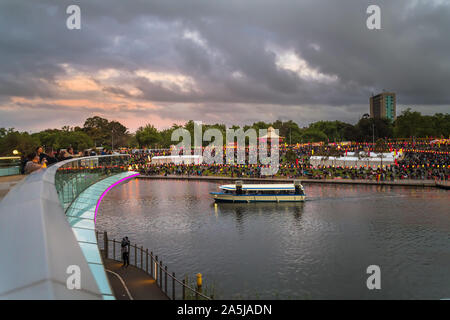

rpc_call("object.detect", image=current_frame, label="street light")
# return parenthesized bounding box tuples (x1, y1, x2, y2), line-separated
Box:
(12, 150, 19, 155)
(372, 123, 375, 145)
(111, 128, 114, 151)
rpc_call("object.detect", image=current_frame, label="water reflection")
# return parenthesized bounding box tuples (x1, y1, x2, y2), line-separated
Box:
(215, 202, 304, 221)
(97, 179, 450, 299)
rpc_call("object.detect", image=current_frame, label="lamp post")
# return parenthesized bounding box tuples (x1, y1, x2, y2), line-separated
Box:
(372, 123, 375, 145)
(111, 128, 114, 151)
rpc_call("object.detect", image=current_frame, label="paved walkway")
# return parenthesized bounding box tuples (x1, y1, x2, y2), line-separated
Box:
(103, 258, 169, 300)
(0, 175, 25, 201)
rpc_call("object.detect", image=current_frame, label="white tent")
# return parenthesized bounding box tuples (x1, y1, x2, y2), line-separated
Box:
(151, 155, 203, 165)
(309, 152, 399, 167)
(259, 126, 282, 140)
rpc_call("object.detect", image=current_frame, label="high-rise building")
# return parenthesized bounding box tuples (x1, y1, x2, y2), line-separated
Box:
(369, 92, 396, 121)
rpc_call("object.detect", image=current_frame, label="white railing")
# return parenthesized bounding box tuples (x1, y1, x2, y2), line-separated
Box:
(0, 156, 130, 299)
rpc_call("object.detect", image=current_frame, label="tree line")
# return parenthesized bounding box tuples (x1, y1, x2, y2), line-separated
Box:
(1, 109, 449, 156)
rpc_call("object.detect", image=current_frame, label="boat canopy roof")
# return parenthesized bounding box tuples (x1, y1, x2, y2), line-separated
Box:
(219, 183, 301, 191)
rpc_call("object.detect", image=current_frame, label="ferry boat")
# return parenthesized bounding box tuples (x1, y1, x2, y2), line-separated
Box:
(210, 180, 306, 203)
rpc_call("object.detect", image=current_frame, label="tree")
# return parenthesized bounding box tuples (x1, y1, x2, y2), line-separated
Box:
(32, 129, 93, 151)
(83, 116, 110, 147)
(300, 129, 328, 143)
(127, 134, 139, 148)
(393, 109, 423, 138)
(83, 116, 129, 147)
(393, 109, 450, 138)
(0, 129, 39, 156)
(272, 120, 303, 144)
(57, 131, 93, 151)
(307, 120, 358, 142)
(108, 120, 130, 148)
(159, 124, 183, 148)
(432, 113, 450, 137)
(135, 124, 161, 148)
(356, 117, 393, 142)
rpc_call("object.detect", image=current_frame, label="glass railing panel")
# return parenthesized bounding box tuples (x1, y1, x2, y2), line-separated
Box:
(0, 156, 21, 177)
(54, 155, 130, 213)
(53, 155, 133, 300)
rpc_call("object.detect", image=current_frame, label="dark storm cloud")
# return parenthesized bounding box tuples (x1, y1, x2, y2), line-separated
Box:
(0, 0, 449, 131)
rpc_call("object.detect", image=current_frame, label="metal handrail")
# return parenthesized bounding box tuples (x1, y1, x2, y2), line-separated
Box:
(98, 230, 212, 300)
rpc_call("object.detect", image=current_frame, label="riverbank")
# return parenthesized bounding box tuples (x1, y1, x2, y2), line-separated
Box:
(138, 174, 450, 189)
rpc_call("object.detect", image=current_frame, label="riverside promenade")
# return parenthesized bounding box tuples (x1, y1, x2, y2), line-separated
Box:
(102, 258, 168, 300)
(138, 174, 450, 189)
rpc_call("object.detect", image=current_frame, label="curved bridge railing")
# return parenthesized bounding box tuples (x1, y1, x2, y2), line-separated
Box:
(0, 155, 132, 299)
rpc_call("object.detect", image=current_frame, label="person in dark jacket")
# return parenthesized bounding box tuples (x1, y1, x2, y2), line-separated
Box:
(121, 237, 130, 268)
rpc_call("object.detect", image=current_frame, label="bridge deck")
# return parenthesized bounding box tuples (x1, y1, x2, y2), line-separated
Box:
(103, 258, 169, 300)
(0, 175, 25, 201)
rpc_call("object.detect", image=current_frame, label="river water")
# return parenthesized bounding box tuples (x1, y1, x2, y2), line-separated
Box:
(96, 179, 450, 299)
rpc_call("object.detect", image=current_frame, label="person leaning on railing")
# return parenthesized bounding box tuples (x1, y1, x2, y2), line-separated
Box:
(24, 152, 45, 174)
(39, 147, 58, 166)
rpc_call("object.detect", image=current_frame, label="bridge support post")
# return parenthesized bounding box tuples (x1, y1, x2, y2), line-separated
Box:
(104, 231, 108, 259)
(159, 260, 163, 288)
(145, 249, 149, 274)
(165, 266, 168, 294)
(172, 272, 176, 300)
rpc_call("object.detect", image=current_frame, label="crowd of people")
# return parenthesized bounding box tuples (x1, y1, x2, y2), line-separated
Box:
(20, 146, 116, 174)
(20, 140, 449, 182)
(129, 142, 449, 182)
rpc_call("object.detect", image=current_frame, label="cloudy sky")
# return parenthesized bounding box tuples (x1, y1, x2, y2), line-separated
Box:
(0, 0, 449, 132)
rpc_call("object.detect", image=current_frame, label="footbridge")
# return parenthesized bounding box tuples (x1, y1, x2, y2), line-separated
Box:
(0, 155, 140, 299)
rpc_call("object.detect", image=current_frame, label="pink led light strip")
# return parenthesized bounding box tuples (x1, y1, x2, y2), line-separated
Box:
(94, 173, 140, 222)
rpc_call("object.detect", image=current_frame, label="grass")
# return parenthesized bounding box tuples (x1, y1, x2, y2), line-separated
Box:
(183, 274, 218, 300)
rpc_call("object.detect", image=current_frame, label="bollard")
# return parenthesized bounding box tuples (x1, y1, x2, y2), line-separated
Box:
(196, 273, 202, 288)
(196, 273, 202, 300)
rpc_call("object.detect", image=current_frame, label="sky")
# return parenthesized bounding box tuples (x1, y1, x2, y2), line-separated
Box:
(0, 0, 449, 133)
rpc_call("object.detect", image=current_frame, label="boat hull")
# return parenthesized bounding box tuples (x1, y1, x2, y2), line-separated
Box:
(210, 193, 306, 203)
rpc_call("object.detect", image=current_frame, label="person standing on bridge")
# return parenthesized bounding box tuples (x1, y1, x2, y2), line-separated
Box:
(121, 237, 130, 268)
